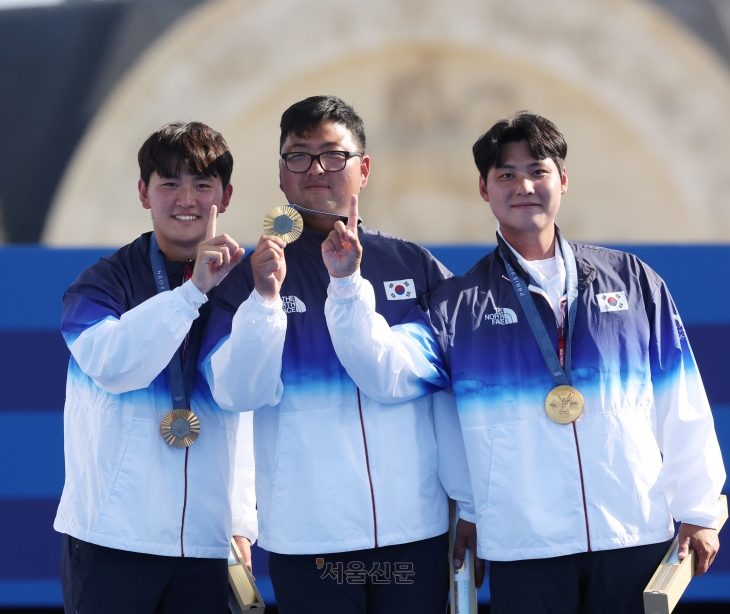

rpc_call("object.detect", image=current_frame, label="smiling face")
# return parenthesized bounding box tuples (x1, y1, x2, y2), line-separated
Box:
(139, 169, 232, 261)
(279, 120, 370, 233)
(480, 140, 568, 249)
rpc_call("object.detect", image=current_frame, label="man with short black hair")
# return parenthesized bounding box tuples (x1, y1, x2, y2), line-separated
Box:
(202, 96, 476, 614)
(324, 112, 726, 613)
(55, 121, 267, 613)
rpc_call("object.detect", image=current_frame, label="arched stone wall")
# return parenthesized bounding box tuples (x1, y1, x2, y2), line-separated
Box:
(44, 0, 730, 246)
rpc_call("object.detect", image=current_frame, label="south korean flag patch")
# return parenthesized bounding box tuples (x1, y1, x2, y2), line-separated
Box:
(384, 279, 416, 301)
(597, 291, 628, 312)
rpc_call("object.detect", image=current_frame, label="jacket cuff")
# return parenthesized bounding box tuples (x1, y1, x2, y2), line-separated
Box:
(679, 517, 722, 530)
(179, 279, 208, 311)
(250, 289, 283, 311)
(458, 510, 477, 523)
(233, 524, 258, 545)
(172, 285, 202, 320)
(328, 270, 362, 298)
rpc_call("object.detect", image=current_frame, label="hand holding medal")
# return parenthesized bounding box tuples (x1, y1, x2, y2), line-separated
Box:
(251, 206, 298, 301)
(263, 205, 303, 243)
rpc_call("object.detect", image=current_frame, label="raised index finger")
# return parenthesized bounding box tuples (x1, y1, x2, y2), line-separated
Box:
(205, 205, 218, 241)
(346, 195, 358, 234)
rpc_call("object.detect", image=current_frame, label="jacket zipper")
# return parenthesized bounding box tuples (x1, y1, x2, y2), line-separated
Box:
(179, 261, 193, 558)
(357, 388, 379, 547)
(534, 290, 592, 552)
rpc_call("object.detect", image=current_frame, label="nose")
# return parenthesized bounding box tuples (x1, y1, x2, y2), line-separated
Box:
(307, 155, 326, 175)
(515, 175, 535, 195)
(177, 184, 197, 206)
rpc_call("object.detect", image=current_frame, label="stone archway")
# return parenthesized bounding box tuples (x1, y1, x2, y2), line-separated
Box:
(44, 0, 730, 246)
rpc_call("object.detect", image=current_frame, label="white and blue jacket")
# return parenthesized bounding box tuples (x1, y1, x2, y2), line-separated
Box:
(53, 233, 261, 559)
(325, 232, 726, 562)
(201, 224, 474, 555)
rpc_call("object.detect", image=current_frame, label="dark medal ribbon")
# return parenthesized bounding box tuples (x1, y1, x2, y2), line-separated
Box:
(498, 230, 584, 424)
(150, 233, 202, 447)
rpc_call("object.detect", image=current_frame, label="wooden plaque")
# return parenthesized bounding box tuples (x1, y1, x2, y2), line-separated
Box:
(228, 539, 265, 612)
(643, 495, 727, 614)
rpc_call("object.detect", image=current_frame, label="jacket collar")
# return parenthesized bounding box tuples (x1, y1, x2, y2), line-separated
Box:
(495, 227, 596, 292)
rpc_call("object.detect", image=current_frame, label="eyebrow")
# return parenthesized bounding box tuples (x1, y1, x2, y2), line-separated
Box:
(158, 174, 213, 181)
(496, 161, 547, 170)
(284, 140, 342, 151)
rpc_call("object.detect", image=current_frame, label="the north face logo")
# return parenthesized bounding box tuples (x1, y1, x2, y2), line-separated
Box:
(484, 290, 518, 325)
(485, 307, 518, 325)
(281, 296, 306, 313)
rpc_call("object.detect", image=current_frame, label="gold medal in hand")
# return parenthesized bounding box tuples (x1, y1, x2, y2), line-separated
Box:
(264, 206, 303, 243)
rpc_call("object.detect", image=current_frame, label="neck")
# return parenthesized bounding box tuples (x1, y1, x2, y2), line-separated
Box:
(297, 205, 347, 234)
(300, 211, 338, 234)
(501, 225, 556, 261)
(153, 232, 196, 262)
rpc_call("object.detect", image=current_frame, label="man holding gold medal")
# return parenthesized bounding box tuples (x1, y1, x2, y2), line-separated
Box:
(53, 122, 266, 613)
(201, 96, 477, 613)
(324, 112, 726, 613)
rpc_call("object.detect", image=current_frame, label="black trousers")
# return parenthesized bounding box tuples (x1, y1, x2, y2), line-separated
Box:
(268, 532, 450, 614)
(60, 534, 229, 614)
(490, 541, 670, 614)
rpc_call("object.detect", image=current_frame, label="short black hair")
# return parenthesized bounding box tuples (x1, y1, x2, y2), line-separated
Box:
(138, 121, 234, 188)
(472, 112, 567, 178)
(279, 95, 366, 152)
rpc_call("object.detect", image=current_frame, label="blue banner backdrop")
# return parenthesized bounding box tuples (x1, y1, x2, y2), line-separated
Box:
(0, 245, 728, 606)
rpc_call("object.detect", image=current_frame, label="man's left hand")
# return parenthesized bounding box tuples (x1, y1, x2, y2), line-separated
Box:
(233, 535, 253, 574)
(452, 518, 486, 588)
(191, 205, 245, 294)
(677, 522, 719, 575)
(322, 195, 361, 278)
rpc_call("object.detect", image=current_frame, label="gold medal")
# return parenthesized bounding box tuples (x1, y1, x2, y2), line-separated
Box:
(160, 409, 200, 448)
(545, 385, 584, 424)
(264, 206, 303, 243)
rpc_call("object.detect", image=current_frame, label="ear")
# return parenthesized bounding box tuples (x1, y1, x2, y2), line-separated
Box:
(560, 167, 569, 195)
(359, 155, 371, 190)
(139, 179, 151, 209)
(218, 183, 233, 214)
(478, 175, 489, 203)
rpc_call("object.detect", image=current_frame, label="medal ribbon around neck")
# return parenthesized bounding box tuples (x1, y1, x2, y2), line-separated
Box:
(150, 233, 201, 447)
(498, 230, 584, 424)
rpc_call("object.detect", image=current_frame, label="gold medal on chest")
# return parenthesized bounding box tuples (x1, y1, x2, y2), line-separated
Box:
(545, 385, 584, 424)
(160, 409, 200, 448)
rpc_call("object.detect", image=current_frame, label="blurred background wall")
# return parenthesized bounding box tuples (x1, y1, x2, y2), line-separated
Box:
(2, 0, 730, 611)
(0, 0, 730, 246)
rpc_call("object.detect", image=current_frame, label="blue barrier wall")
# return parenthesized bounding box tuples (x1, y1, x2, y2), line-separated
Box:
(1, 244, 728, 606)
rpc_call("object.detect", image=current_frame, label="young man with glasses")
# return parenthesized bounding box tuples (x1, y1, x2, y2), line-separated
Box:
(201, 96, 477, 613)
(323, 112, 725, 613)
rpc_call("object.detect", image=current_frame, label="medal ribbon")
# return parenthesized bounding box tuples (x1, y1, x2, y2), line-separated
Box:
(498, 230, 579, 387)
(149, 233, 201, 410)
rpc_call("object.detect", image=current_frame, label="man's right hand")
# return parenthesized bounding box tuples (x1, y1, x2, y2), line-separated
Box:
(251, 234, 287, 301)
(322, 195, 362, 278)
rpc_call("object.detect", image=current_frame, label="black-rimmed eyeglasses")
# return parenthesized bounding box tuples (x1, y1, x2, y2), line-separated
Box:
(281, 151, 363, 173)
